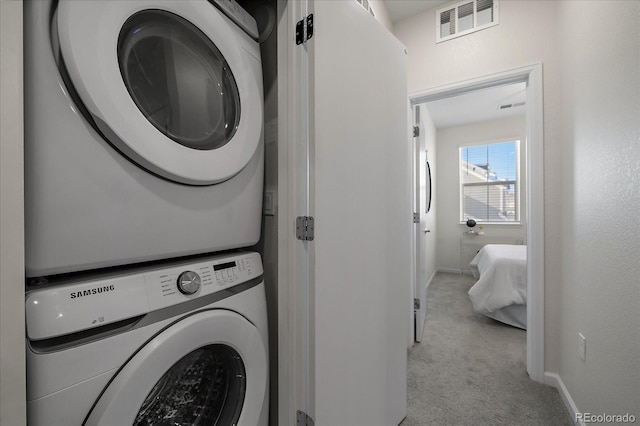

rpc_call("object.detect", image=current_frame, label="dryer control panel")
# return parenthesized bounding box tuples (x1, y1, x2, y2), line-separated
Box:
(25, 252, 263, 341)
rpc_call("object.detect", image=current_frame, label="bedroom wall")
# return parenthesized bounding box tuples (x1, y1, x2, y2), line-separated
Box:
(556, 0, 640, 418)
(434, 116, 527, 273)
(392, 0, 563, 375)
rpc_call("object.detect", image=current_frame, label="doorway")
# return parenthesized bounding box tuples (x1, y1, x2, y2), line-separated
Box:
(409, 64, 545, 382)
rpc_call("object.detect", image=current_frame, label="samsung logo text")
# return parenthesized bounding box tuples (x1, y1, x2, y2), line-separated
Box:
(70, 284, 115, 299)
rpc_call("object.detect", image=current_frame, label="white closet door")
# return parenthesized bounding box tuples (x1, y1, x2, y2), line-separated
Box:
(307, 1, 411, 424)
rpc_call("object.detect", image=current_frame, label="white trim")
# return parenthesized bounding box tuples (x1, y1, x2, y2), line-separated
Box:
(426, 269, 438, 291)
(278, 0, 312, 424)
(544, 372, 582, 426)
(524, 63, 545, 383)
(436, 267, 474, 276)
(276, 1, 292, 424)
(0, 1, 27, 424)
(456, 136, 521, 149)
(410, 63, 545, 383)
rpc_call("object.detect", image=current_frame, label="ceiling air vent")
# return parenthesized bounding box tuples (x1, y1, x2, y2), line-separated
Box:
(499, 101, 526, 110)
(356, 0, 375, 17)
(437, 0, 499, 43)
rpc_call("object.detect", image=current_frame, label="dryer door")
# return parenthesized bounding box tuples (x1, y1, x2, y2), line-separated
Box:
(84, 310, 267, 426)
(56, 0, 263, 185)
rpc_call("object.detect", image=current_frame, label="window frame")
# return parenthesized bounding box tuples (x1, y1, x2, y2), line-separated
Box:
(459, 138, 521, 225)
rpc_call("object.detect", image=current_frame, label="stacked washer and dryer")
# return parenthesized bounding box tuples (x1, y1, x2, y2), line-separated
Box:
(24, 0, 268, 424)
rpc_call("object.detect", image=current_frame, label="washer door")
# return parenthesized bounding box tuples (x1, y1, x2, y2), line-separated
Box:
(56, 0, 262, 185)
(84, 310, 267, 426)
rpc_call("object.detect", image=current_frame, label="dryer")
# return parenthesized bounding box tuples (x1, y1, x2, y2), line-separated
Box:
(25, 0, 264, 277)
(26, 251, 268, 426)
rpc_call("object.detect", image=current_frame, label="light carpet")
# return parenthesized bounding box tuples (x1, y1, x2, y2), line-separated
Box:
(401, 272, 573, 426)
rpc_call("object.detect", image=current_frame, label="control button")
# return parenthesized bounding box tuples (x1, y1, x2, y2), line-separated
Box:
(177, 271, 201, 295)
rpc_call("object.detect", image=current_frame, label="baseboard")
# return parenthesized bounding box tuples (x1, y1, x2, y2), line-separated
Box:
(544, 372, 582, 425)
(425, 269, 437, 291)
(436, 267, 474, 276)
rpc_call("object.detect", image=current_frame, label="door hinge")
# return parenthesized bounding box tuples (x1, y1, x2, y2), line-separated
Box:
(414, 298, 420, 310)
(297, 410, 315, 426)
(296, 14, 314, 45)
(413, 126, 420, 137)
(296, 216, 315, 241)
(413, 212, 420, 223)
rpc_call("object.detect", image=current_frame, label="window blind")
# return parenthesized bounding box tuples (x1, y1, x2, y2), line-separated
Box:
(460, 140, 519, 223)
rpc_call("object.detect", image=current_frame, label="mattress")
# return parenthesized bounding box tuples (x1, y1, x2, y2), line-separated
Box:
(468, 244, 527, 329)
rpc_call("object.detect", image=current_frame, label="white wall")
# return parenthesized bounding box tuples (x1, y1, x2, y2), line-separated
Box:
(556, 0, 640, 417)
(0, 0, 26, 424)
(395, 0, 640, 416)
(393, 0, 563, 374)
(435, 116, 526, 272)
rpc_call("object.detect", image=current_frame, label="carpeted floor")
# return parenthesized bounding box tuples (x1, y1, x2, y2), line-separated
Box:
(401, 273, 573, 426)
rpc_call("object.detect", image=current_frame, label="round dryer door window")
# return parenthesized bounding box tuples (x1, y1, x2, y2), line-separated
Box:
(56, 1, 263, 185)
(118, 10, 241, 151)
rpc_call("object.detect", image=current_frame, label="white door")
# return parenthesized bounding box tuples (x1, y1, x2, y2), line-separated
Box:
(414, 105, 428, 342)
(56, 0, 262, 185)
(291, 1, 412, 424)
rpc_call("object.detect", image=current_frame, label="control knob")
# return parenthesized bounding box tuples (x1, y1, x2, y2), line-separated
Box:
(177, 271, 201, 295)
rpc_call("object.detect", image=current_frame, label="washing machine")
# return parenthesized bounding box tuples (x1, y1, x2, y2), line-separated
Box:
(24, 0, 264, 277)
(25, 251, 268, 426)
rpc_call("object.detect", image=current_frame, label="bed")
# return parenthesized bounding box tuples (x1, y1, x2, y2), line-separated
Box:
(468, 244, 527, 329)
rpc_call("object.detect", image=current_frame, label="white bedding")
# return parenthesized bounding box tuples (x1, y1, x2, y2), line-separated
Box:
(468, 244, 527, 328)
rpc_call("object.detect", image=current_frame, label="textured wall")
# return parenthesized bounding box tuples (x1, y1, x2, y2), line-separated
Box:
(395, 0, 640, 414)
(393, 0, 562, 373)
(557, 0, 640, 417)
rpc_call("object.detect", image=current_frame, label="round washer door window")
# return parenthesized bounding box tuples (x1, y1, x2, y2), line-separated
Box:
(118, 10, 240, 151)
(134, 344, 246, 426)
(84, 309, 267, 425)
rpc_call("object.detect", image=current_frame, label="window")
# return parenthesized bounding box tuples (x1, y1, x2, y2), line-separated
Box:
(437, 0, 499, 43)
(459, 140, 519, 223)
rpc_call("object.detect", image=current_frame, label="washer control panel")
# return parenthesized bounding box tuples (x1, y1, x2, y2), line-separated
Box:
(144, 253, 261, 310)
(25, 252, 263, 340)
